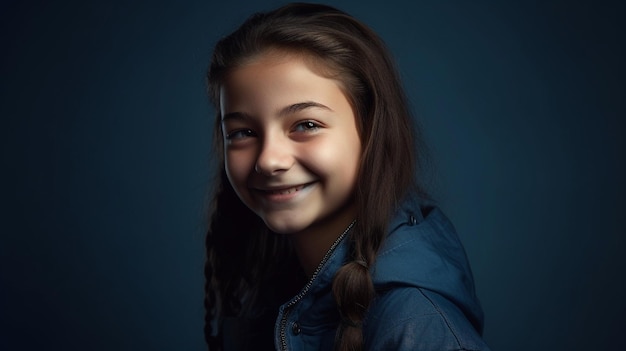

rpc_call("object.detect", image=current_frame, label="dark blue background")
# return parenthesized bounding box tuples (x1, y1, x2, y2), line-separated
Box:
(2, 1, 624, 350)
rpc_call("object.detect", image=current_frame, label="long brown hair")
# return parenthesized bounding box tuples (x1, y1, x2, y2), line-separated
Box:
(205, 3, 422, 350)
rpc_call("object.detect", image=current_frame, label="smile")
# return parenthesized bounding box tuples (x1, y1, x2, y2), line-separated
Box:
(265, 184, 308, 195)
(253, 182, 316, 202)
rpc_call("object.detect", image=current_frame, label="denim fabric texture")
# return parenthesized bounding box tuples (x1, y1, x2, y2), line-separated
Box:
(272, 196, 491, 351)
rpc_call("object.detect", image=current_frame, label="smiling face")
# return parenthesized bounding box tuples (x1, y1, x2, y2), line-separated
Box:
(219, 52, 362, 236)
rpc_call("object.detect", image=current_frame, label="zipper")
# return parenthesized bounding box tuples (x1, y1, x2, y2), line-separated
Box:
(278, 220, 356, 351)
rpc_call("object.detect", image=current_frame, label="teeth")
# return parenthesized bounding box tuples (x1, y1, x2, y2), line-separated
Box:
(269, 185, 303, 195)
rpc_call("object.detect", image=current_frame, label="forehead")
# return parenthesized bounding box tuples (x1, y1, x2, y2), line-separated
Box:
(224, 50, 336, 89)
(219, 52, 346, 113)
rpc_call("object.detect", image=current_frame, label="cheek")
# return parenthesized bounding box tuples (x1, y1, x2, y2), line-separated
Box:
(338, 134, 362, 188)
(305, 135, 361, 182)
(224, 150, 253, 185)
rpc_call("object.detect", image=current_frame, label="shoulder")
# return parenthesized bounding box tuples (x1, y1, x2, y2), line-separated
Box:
(372, 202, 483, 326)
(363, 287, 490, 351)
(362, 196, 490, 350)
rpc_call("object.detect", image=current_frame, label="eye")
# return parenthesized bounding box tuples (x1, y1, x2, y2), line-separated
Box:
(226, 129, 256, 140)
(293, 120, 321, 133)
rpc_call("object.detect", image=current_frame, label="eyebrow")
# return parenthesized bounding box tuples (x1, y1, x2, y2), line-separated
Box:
(222, 101, 332, 121)
(278, 101, 333, 117)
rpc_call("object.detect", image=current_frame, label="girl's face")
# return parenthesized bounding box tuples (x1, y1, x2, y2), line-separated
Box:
(219, 52, 361, 235)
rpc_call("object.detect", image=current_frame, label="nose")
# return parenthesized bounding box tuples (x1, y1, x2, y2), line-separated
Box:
(254, 135, 294, 176)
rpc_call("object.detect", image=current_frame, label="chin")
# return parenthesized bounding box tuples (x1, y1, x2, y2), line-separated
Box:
(262, 217, 308, 235)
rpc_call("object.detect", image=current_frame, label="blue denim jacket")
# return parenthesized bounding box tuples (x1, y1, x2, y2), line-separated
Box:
(273, 196, 490, 350)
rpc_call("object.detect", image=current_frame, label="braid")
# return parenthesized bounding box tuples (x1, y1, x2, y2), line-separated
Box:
(203, 171, 267, 349)
(332, 218, 388, 350)
(332, 231, 376, 351)
(204, 233, 222, 350)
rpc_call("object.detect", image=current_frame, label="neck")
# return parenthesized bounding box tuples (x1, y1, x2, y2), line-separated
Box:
(290, 204, 356, 278)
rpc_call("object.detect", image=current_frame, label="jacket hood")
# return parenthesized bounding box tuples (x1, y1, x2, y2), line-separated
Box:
(371, 196, 485, 333)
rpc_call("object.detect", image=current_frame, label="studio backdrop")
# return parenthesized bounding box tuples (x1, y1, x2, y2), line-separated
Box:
(2, 1, 624, 350)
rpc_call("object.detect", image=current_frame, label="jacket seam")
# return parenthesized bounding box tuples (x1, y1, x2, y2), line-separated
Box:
(377, 237, 419, 257)
(416, 288, 464, 349)
(370, 313, 478, 351)
(378, 217, 438, 257)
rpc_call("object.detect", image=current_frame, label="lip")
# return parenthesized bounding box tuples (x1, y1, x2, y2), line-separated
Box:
(252, 181, 316, 203)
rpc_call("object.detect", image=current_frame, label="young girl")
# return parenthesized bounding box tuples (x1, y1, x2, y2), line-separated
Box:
(204, 3, 490, 350)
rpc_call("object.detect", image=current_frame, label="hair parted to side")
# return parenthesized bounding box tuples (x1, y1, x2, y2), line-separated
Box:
(205, 3, 422, 350)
